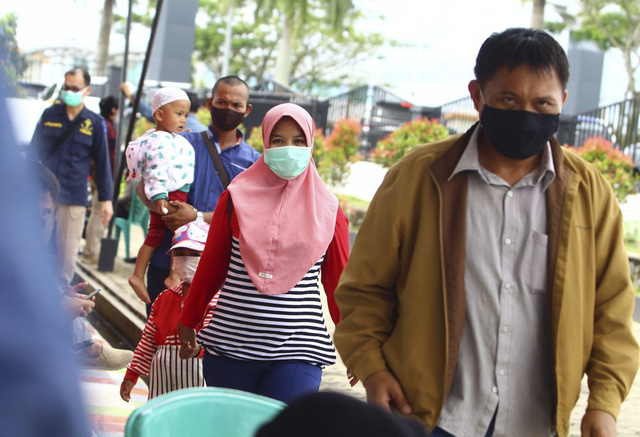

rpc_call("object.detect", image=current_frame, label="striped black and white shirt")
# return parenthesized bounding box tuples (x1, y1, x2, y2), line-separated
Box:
(198, 237, 337, 367)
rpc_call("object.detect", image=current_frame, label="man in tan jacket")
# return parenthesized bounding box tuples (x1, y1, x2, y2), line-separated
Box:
(334, 28, 638, 437)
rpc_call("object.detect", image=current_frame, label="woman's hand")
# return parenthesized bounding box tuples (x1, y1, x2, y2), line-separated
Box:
(178, 323, 198, 359)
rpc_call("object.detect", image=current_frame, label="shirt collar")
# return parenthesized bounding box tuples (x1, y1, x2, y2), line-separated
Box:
(448, 125, 556, 190)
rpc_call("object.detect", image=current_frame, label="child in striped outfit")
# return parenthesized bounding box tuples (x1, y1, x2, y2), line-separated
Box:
(120, 220, 216, 401)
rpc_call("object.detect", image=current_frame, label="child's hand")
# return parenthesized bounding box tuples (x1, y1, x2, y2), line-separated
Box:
(120, 380, 134, 402)
(154, 198, 169, 215)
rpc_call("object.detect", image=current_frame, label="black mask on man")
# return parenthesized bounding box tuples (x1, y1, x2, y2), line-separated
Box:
(210, 106, 245, 131)
(480, 104, 559, 160)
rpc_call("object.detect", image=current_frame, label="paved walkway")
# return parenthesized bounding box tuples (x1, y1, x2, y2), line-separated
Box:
(79, 200, 640, 436)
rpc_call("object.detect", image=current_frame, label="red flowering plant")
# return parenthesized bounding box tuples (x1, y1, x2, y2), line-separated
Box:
(569, 136, 638, 202)
(371, 118, 449, 168)
(318, 118, 362, 187)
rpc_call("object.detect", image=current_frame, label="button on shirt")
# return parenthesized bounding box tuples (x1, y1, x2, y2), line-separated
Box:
(149, 126, 260, 269)
(30, 103, 112, 205)
(437, 126, 556, 437)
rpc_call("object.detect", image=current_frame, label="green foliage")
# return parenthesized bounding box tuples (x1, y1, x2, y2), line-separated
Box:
(196, 0, 390, 96)
(371, 118, 450, 168)
(196, 106, 211, 127)
(572, 0, 640, 96)
(570, 136, 638, 202)
(338, 194, 369, 231)
(245, 118, 360, 187)
(0, 13, 26, 96)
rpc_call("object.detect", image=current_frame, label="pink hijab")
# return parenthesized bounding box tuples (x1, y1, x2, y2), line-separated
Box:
(227, 103, 339, 295)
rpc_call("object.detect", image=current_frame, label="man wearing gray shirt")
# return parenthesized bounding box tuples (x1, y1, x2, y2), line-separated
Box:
(334, 28, 638, 437)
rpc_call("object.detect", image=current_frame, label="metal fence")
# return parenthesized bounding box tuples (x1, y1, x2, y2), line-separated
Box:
(562, 96, 640, 161)
(438, 96, 477, 135)
(327, 85, 414, 150)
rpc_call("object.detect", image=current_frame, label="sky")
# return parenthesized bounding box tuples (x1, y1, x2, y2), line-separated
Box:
(1, 0, 632, 107)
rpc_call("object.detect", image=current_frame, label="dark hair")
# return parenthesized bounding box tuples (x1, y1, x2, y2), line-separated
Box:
(64, 66, 91, 87)
(99, 96, 118, 119)
(211, 75, 249, 98)
(35, 163, 60, 201)
(474, 28, 569, 90)
(185, 91, 199, 113)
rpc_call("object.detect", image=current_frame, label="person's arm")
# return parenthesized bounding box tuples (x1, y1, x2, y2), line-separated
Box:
(92, 118, 114, 225)
(178, 191, 233, 328)
(28, 113, 45, 160)
(582, 170, 639, 426)
(125, 302, 160, 382)
(321, 207, 350, 325)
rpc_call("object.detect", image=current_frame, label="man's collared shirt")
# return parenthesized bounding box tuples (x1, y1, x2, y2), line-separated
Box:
(437, 126, 556, 437)
(30, 103, 112, 206)
(149, 126, 260, 269)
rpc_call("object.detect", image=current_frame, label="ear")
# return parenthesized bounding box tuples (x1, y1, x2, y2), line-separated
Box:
(206, 97, 212, 111)
(154, 108, 164, 122)
(84, 86, 92, 96)
(562, 89, 568, 106)
(244, 103, 253, 118)
(468, 80, 483, 113)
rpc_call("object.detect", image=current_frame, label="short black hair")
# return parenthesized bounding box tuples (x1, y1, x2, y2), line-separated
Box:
(474, 28, 569, 90)
(99, 96, 118, 119)
(64, 67, 91, 87)
(35, 162, 60, 201)
(185, 91, 199, 113)
(211, 75, 249, 98)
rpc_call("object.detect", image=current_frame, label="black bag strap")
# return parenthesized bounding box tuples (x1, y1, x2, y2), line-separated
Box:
(201, 131, 231, 189)
(42, 116, 84, 162)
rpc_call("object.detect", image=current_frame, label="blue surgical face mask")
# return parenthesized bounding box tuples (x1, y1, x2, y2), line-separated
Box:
(264, 146, 311, 180)
(60, 89, 85, 107)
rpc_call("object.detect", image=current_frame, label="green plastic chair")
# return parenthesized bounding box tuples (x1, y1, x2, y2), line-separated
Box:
(115, 182, 150, 259)
(124, 387, 286, 437)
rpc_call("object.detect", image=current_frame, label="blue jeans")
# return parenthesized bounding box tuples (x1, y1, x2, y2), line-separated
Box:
(202, 352, 322, 404)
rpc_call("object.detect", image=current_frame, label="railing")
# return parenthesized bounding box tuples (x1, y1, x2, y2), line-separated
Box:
(566, 96, 640, 154)
(439, 96, 478, 135)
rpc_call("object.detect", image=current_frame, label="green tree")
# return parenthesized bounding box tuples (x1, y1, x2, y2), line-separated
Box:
(254, 0, 354, 86)
(95, 0, 116, 77)
(572, 0, 640, 98)
(0, 13, 25, 96)
(196, 0, 388, 95)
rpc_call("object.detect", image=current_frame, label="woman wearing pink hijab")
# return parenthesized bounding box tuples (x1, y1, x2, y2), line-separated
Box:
(178, 103, 350, 403)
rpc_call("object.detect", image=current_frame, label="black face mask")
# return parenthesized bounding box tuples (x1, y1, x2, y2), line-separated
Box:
(480, 104, 559, 160)
(210, 106, 245, 132)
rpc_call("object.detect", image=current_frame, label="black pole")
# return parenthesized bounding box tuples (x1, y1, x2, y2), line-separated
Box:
(108, 0, 164, 239)
(99, 0, 164, 272)
(113, 0, 133, 184)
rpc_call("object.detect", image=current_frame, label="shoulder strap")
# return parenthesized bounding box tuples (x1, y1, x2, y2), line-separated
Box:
(201, 131, 231, 189)
(42, 115, 84, 162)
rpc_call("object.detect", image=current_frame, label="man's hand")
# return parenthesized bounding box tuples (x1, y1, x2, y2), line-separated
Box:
(581, 410, 617, 437)
(100, 200, 113, 226)
(363, 370, 412, 414)
(163, 201, 197, 231)
(63, 295, 95, 318)
(178, 323, 199, 359)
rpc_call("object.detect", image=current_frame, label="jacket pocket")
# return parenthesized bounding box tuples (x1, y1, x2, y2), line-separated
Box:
(527, 230, 548, 293)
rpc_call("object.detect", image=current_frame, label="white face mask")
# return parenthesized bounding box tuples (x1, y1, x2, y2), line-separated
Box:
(172, 256, 200, 283)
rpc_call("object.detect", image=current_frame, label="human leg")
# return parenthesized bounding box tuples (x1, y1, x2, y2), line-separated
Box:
(201, 353, 263, 394)
(146, 263, 170, 316)
(55, 204, 86, 285)
(128, 244, 154, 303)
(259, 361, 322, 403)
(82, 182, 104, 262)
